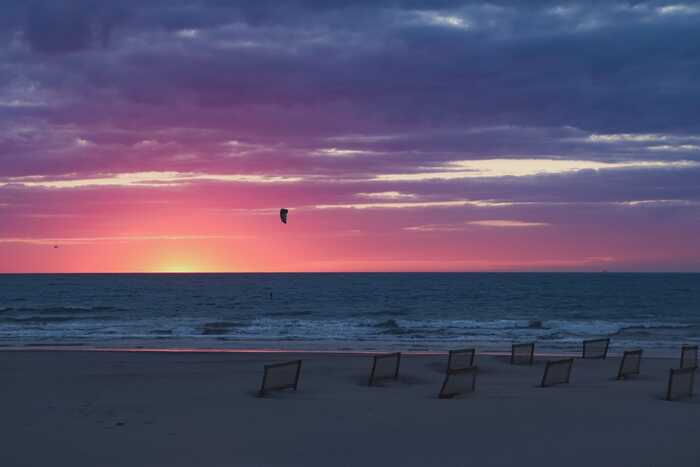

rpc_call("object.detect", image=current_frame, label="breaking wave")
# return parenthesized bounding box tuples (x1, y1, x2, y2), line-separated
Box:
(0, 273, 698, 354)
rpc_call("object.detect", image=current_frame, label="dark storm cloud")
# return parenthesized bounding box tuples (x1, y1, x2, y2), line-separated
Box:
(17, 1, 130, 53)
(1, 0, 700, 206)
(5, 1, 700, 126)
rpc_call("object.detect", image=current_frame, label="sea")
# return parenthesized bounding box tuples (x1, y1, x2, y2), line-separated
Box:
(0, 273, 698, 355)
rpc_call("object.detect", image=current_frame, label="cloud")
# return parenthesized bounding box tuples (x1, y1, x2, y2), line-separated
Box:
(646, 145, 700, 152)
(405, 219, 549, 231)
(310, 148, 382, 157)
(586, 133, 670, 143)
(175, 29, 199, 39)
(314, 199, 515, 210)
(22, 1, 128, 54)
(0, 171, 303, 188)
(403, 223, 469, 232)
(615, 199, 700, 207)
(0, 234, 246, 245)
(656, 4, 700, 16)
(415, 11, 471, 29)
(467, 219, 550, 228)
(355, 191, 418, 200)
(374, 159, 699, 181)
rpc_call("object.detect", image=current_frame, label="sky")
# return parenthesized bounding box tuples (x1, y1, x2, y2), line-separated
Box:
(1, 0, 699, 272)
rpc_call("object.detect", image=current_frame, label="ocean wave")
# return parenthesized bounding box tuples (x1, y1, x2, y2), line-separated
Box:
(12, 306, 122, 314)
(201, 321, 240, 335)
(90, 306, 119, 312)
(537, 331, 583, 341)
(611, 323, 700, 338)
(366, 318, 532, 331)
(0, 314, 697, 355)
(0, 316, 101, 324)
(375, 319, 401, 329)
(352, 309, 406, 318)
(2, 314, 696, 341)
(380, 328, 448, 337)
(270, 310, 314, 317)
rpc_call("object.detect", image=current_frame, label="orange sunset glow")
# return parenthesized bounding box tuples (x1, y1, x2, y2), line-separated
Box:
(1, 0, 699, 273)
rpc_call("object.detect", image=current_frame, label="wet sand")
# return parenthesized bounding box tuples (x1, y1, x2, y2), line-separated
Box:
(1, 350, 698, 467)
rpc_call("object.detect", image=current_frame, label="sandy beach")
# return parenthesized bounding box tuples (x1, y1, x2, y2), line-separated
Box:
(1, 349, 697, 467)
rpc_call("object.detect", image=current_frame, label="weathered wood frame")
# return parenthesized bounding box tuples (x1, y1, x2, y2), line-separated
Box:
(666, 367, 696, 401)
(680, 344, 698, 369)
(368, 352, 401, 386)
(540, 358, 574, 387)
(439, 366, 478, 399)
(582, 338, 610, 359)
(258, 360, 302, 397)
(511, 342, 535, 365)
(447, 348, 476, 371)
(617, 349, 643, 380)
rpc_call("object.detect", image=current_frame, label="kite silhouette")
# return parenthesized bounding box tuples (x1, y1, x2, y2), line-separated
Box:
(280, 208, 288, 224)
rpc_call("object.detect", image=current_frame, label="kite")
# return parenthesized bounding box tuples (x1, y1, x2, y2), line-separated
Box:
(280, 208, 289, 224)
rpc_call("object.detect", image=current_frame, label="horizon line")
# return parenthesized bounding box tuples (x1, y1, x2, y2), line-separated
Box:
(1, 271, 699, 275)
